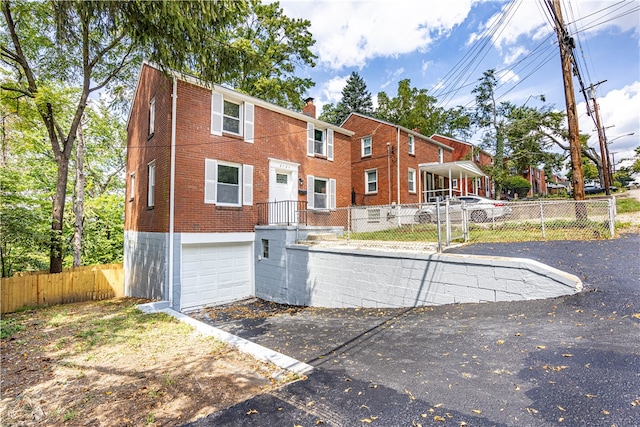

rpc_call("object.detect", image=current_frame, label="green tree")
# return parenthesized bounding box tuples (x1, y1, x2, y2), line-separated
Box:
(375, 79, 470, 138)
(472, 69, 509, 198)
(0, 90, 53, 276)
(220, 0, 316, 110)
(3, 0, 313, 273)
(321, 71, 373, 125)
(632, 146, 640, 174)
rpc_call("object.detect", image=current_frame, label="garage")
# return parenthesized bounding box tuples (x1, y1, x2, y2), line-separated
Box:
(180, 242, 253, 310)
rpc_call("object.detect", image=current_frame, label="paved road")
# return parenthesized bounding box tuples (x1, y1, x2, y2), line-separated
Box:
(186, 234, 640, 426)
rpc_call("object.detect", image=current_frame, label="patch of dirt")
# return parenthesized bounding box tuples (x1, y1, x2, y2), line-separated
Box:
(1, 299, 288, 426)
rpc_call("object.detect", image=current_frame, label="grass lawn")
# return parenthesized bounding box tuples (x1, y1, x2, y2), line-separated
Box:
(1, 298, 289, 426)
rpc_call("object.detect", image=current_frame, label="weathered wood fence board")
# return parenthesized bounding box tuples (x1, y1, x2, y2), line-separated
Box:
(1, 264, 124, 314)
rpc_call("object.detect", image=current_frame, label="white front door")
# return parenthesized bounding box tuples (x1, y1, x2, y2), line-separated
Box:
(269, 159, 299, 224)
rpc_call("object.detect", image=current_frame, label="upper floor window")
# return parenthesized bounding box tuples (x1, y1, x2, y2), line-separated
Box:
(148, 97, 155, 137)
(223, 100, 241, 134)
(204, 159, 254, 206)
(362, 136, 372, 157)
(408, 168, 416, 193)
(306, 175, 336, 210)
(365, 169, 378, 194)
(307, 123, 334, 161)
(314, 129, 325, 156)
(211, 92, 254, 143)
(147, 161, 155, 208)
(438, 147, 444, 163)
(408, 135, 415, 155)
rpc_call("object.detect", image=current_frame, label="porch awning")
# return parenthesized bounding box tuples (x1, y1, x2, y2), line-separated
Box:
(418, 161, 486, 178)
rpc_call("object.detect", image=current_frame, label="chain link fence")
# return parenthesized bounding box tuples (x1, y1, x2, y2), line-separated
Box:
(298, 198, 616, 252)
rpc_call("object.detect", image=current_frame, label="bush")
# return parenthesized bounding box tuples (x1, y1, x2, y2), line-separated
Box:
(503, 175, 532, 198)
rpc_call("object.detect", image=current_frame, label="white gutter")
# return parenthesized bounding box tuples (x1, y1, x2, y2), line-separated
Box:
(396, 127, 400, 204)
(168, 77, 177, 307)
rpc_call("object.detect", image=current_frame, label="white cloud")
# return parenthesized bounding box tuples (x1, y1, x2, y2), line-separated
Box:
(319, 74, 349, 105)
(279, 0, 481, 70)
(497, 69, 519, 85)
(578, 81, 640, 166)
(475, 1, 639, 57)
(380, 67, 405, 90)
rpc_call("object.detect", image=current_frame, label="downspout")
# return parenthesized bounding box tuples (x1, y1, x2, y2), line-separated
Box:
(387, 143, 391, 204)
(396, 128, 401, 204)
(168, 77, 177, 307)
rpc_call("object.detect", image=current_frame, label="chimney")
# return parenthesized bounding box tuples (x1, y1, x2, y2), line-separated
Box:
(303, 97, 316, 118)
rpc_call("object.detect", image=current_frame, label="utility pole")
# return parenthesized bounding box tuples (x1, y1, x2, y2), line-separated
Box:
(587, 82, 610, 194)
(550, 0, 584, 200)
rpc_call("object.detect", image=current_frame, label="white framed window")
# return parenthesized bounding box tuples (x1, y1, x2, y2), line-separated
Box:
(314, 129, 325, 155)
(211, 92, 254, 142)
(149, 97, 155, 136)
(306, 123, 334, 160)
(204, 159, 253, 206)
(147, 161, 155, 208)
(306, 175, 336, 210)
(362, 136, 372, 157)
(129, 173, 135, 201)
(223, 100, 241, 134)
(438, 147, 444, 163)
(452, 178, 458, 189)
(365, 169, 378, 194)
(408, 135, 415, 155)
(408, 168, 416, 193)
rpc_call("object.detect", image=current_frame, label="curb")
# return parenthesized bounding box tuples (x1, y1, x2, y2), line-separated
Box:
(137, 302, 314, 379)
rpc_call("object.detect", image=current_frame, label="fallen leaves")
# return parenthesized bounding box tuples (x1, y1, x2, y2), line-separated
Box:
(542, 365, 569, 372)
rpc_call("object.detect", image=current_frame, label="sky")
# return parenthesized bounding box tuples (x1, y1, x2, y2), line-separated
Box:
(277, 0, 640, 171)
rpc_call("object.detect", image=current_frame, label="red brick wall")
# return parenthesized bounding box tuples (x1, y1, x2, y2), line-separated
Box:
(125, 65, 173, 233)
(126, 64, 352, 234)
(343, 115, 452, 205)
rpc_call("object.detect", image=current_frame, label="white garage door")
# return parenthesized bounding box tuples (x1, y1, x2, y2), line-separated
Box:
(181, 242, 253, 310)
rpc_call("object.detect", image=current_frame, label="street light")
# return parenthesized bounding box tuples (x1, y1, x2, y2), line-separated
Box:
(607, 132, 635, 144)
(605, 132, 635, 185)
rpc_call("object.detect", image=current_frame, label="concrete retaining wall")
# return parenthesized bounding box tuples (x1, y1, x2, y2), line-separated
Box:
(255, 227, 582, 308)
(124, 231, 169, 300)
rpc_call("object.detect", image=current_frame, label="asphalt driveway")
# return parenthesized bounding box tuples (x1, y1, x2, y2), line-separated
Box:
(186, 233, 640, 426)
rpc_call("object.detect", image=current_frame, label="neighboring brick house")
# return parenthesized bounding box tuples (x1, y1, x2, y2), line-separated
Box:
(125, 62, 353, 311)
(430, 134, 494, 198)
(522, 166, 548, 197)
(342, 113, 455, 205)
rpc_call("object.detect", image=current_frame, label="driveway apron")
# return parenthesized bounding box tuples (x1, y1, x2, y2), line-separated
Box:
(185, 234, 640, 426)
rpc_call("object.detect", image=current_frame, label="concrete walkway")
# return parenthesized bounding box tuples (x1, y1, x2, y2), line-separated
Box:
(183, 234, 640, 426)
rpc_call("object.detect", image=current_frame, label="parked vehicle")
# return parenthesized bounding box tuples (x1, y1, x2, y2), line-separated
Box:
(414, 196, 512, 223)
(584, 185, 605, 195)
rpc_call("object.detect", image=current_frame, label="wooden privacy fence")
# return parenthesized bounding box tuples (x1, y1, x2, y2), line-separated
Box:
(1, 264, 124, 314)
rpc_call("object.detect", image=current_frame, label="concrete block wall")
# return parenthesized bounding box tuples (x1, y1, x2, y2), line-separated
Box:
(124, 231, 169, 300)
(254, 227, 582, 308)
(254, 225, 344, 304)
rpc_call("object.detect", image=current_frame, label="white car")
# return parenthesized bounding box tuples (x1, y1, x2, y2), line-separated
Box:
(415, 196, 512, 223)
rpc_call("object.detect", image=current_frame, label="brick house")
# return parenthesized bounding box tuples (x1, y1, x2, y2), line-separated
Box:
(342, 113, 456, 205)
(125, 62, 353, 311)
(522, 166, 549, 197)
(430, 134, 494, 198)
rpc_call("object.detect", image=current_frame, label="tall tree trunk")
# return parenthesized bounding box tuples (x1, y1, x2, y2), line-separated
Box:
(73, 122, 86, 267)
(50, 155, 70, 273)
